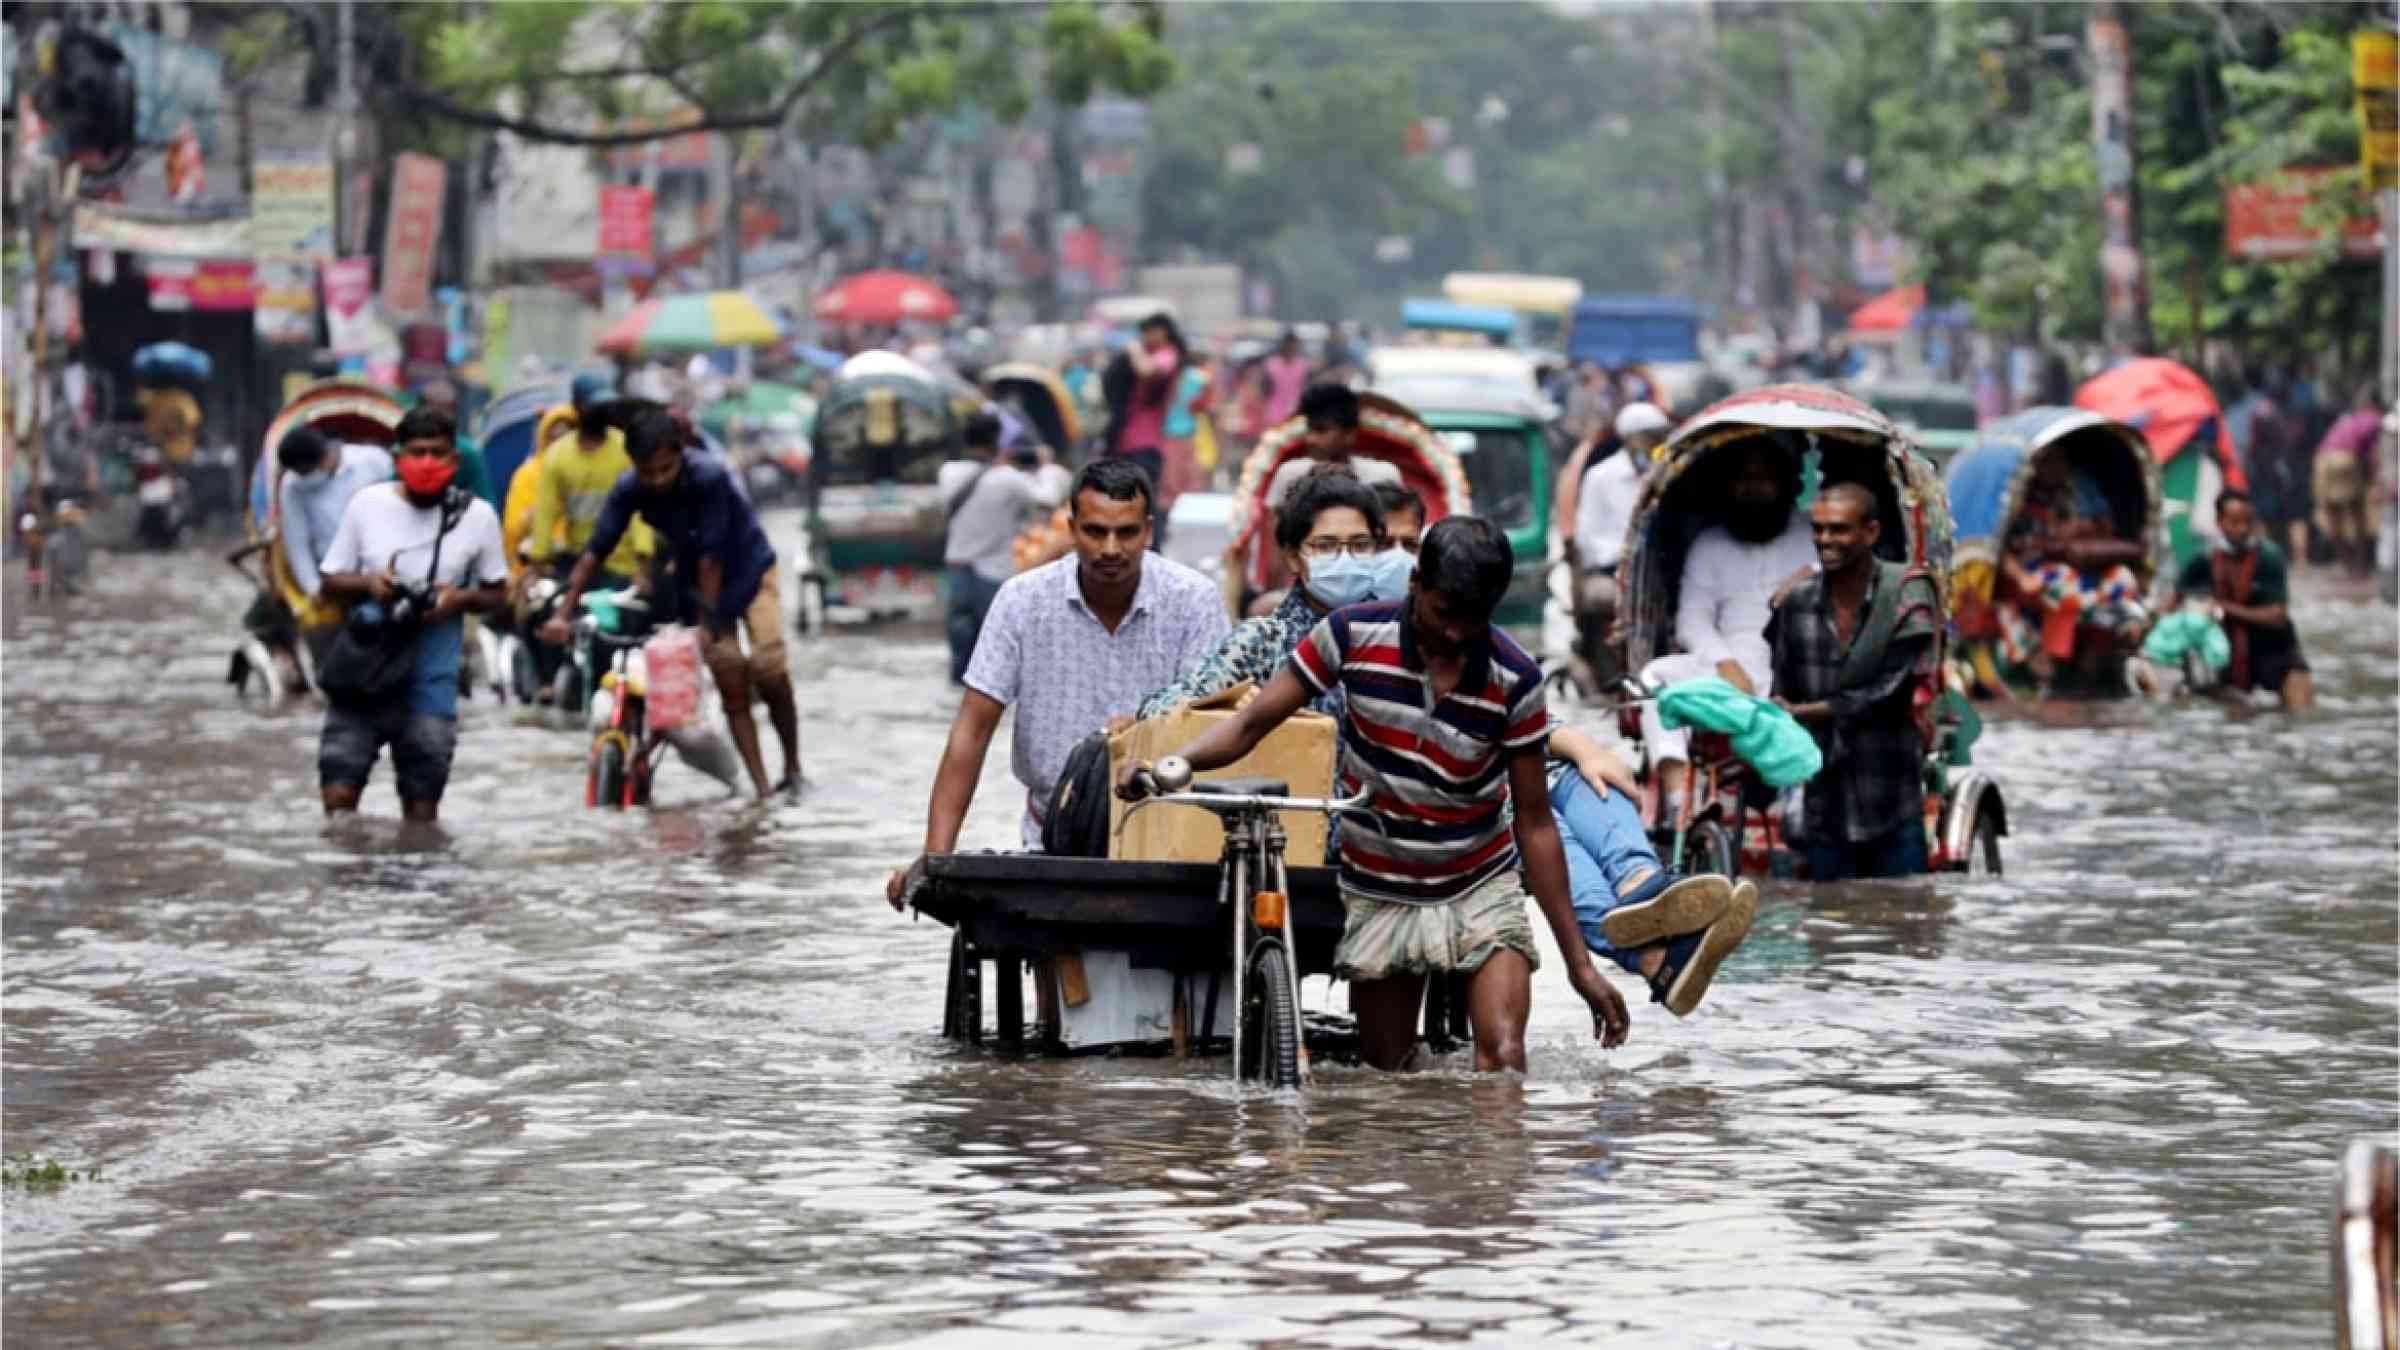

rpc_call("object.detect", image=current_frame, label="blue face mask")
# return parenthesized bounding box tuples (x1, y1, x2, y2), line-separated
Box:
(1303, 552, 1379, 610)
(1364, 548, 1415, 602)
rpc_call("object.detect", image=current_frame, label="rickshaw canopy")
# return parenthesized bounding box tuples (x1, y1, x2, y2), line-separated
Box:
(984, 361, 1083, 451)
(1618, 383, 1952, 673)
(1945, 406, 2162, 616)
(474, 378, 572, 494)
(1227, 392, 1473, 594)
(250, 379, 406, 628)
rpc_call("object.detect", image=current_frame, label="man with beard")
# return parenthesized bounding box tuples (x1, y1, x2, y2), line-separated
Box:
(1765, 482, 1942, 880)
(1635, 441, 1817, 823)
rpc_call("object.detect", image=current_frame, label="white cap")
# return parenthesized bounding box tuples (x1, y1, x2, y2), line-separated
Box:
(1614, 401, 1671, 439)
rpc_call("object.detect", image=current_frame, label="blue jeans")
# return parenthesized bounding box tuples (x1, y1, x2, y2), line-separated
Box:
(944, 564, 1004, 684)
(1548, 768, 1666, 975)
(1804, 822, 1927, 882)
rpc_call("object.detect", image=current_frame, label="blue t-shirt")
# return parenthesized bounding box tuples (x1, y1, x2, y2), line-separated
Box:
(584, 450, 776, 627)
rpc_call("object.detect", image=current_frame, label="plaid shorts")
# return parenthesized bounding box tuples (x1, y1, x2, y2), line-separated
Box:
(1334, 870, 1541, 982)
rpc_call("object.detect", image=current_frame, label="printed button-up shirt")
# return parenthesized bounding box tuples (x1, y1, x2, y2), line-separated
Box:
(1285, 600, 1549, 905)
(1765, 563, 1939, 844)
(965, 553, 1231, 844)
(1137, 585, 1343, 720)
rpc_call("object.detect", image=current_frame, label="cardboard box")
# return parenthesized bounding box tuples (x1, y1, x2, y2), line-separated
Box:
(1108, 684, 1339, 865)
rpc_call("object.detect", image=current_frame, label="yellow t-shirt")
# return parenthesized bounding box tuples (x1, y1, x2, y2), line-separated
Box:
(530, 428, 653, 577)
(502, 456, 549, 578)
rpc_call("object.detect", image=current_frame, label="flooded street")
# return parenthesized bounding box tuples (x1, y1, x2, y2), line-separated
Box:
(4, 540, 2393, 1349)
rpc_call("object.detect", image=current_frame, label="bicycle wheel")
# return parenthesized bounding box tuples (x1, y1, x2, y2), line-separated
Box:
(1677, 819, 1735, 877)
(1239, 940, 1303, 1090)
(1966, 808, 2003, 877)
(589, 739, 628, 811)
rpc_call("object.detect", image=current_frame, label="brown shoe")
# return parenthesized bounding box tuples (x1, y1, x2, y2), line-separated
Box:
(1650, 880, 1758, 1018)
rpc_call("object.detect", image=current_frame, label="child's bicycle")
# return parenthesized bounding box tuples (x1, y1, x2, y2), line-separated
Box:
(1120, 756, 1371, 1090)
(574, 589, 659, 808)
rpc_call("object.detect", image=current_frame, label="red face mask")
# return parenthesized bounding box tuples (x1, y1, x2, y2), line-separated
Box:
(396, 455, 456, 498)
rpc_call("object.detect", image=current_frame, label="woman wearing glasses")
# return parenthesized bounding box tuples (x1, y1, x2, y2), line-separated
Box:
(1137, 470, 1410, 718)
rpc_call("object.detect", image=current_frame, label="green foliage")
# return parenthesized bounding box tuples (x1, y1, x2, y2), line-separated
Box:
(3, 1153, 101, 1191)
(1853, 0, 2375, 360)
(402, 1, 1174, 148)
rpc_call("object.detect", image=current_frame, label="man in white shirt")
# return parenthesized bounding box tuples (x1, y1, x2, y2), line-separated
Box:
(1568, 403, 1669, 690)
(941, 412, 1060, 683)
(316, 406, 510, 823)
(1637, 442, 1817, 819)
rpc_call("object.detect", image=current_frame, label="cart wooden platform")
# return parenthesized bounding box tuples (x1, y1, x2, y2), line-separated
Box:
(904, 853, 1471, 1054)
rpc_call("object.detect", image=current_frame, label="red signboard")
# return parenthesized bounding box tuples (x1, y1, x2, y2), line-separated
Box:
(380, 152, 447, 317)
(146, 259, 256, 311)
(598, 185, 655, 269)
(2225, 167, 2381, 260)
(322, 256, 374, 319)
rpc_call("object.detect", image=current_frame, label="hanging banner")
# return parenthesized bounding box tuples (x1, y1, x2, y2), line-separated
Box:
(381, 152, 447, 319)
(72, 205, 250, 258)
(2357, 31, 2397, 192)
(251, 149, 334, 261)
(322, 256, 374, 321)
(145, 258, 256, 311)
(597, 184, 655, 276)
(2225, 168, 2382, 259)
(254, 261, 317, 344)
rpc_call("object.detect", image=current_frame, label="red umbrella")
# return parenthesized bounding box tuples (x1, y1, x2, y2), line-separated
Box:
(815, 270, 959, 325)
(1846, 284, 1924, 334)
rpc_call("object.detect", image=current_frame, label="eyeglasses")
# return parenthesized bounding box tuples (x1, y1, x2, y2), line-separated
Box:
(1299, 536, 1381, 559)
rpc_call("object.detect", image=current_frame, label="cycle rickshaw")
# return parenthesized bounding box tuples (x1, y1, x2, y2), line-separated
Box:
(1612, 384, 2007, 877)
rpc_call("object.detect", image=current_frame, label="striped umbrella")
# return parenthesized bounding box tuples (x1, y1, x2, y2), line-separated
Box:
(597, 291, 787, 354)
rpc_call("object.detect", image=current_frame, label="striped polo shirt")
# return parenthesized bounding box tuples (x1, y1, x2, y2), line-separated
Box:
(1284, 600, 1549, 905)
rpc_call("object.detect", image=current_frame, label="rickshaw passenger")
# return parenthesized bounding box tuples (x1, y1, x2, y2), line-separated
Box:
(276, 426, 394, 607)
(1766, 483, 1941, 881)
(1138, 471, 1406, 718)
(1372, 481, 1426, 554)
(2178, 490, 2314, 711)
(1637, 442, 1815, 820)
(1546, 724, 1753, 1016)
(1263, 384, 1403, 511)
(1995, 447, 2146, 681)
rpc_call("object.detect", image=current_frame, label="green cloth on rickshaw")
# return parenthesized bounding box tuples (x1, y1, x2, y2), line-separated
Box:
(2141, 606, 2231, 673)
(1657, 676, 1824, 788)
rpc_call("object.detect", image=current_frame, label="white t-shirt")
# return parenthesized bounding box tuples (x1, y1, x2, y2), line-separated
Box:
(1675, 510, 1818, 690)
(322, 483, 509, 594)
(1575, 449, 1644, 571)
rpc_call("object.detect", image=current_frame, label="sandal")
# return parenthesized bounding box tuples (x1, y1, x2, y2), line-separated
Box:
(1647, 880, 1759, 1017)
(1601, 871, 1733, 950)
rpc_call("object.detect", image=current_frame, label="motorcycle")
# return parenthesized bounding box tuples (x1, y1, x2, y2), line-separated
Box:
(132, 447, 188, 550)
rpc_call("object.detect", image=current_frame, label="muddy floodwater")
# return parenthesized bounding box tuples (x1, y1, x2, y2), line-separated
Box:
(5, 541, 2395, 1349)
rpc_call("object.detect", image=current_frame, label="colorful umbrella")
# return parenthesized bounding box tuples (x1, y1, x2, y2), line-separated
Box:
(814, 270, 959, 325)
(597, 291, 787, 354)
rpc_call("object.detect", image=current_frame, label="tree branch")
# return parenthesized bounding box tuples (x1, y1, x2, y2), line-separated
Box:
(396, 3, 974, 147)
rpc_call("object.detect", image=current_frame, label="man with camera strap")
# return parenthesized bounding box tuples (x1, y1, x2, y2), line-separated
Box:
(315, 406, 509, 822)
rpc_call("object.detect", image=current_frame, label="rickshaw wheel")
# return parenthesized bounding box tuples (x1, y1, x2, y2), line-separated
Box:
(1676, 819, 1736, 878)
(1240, 942, 1303, 1090)
(591, 740, 629, 812)
(1966, 809, 2003, 877)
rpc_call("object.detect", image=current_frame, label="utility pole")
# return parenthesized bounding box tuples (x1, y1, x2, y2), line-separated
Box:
(334, 0, 354, 257)
(2087, 0, 2153, 357)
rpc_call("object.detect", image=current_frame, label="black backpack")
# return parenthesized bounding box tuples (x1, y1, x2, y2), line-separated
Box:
(1041, 730, 1115, 857)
